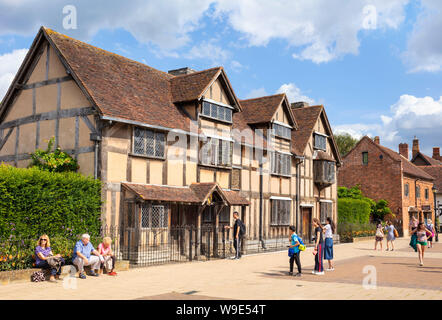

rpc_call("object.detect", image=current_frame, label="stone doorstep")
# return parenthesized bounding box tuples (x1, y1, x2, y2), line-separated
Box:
(0, 260, 130, 286)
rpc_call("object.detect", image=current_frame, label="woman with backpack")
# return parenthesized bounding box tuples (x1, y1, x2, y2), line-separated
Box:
(323, 217, 335, 271)
(312, 218, 324, 275)
(288, 226, 302, 277)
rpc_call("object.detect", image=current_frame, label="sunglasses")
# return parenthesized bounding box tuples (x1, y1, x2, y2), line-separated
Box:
(40, 239, 47, 242)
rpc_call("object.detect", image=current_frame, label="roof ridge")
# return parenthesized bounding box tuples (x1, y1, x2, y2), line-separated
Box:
(171, 66, 222, 78)
(43, 27, 174, 79)
(240, 93, 285, 102)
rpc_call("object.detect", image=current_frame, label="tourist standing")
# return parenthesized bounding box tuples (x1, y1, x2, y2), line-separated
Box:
(312, 218, 324, 275)
(323, 217, 335, 271)
(374, 221, 384, 251)
(426, 219, 434, 249)
(224, 211, 244, 260)
(385, 221, 396, 251)
(411, 222, 433, 266)
(288, 226, 302, 277)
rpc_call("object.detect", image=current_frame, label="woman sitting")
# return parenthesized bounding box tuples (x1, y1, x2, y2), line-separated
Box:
(97, 237, 117, 276)
(35, 234, 65, 282)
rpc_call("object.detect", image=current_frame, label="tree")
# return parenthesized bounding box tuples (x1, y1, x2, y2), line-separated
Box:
(334, 133, 358, 157)
(28, 137, 79, 173)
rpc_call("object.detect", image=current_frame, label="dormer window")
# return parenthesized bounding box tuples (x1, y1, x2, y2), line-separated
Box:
(201, 100, 233, 123)
(272, 122, 291, 140)
(314, 132, 327, 151)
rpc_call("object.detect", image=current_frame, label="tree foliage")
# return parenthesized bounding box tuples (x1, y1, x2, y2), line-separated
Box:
(334, 133, 358, 157)
(28, 137, 79, 173)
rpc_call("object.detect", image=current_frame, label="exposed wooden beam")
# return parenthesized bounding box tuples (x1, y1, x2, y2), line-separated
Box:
(0, 127, 14, 151)
(15, 75, 72, 90)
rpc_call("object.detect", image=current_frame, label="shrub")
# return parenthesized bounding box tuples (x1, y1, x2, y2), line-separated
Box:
(0, 165, 102, 241)
(29, 137, 79, 173)
(337, 222, 376, 243)
(338, 198, 371, 225)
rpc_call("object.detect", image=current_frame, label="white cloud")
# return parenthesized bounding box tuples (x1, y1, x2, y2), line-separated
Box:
(276, 83, 315, 104)
(184, 39, 231, 65)
(0, 48, 28, 101)
(334, 94, 442, 155)
(403, 0, 442, 73)
(245, 87, 268, 99)
(0, 0, 213, 50)
(0, 0, 410, 64)
(214, 0, 409, 63)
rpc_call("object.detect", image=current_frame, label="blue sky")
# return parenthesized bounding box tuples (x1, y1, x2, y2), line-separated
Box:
(0, 0, 441, 156)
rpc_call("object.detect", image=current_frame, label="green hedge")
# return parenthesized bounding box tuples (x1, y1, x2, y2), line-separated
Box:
(338, 198, 371, 224)
(0, 165, 102, 240)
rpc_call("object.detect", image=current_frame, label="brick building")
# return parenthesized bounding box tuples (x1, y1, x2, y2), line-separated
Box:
(338, 136, 435, 236)
(408, 138, 442, 226)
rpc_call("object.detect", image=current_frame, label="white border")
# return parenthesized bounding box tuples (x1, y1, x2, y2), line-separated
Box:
(270, 196, 292, 201)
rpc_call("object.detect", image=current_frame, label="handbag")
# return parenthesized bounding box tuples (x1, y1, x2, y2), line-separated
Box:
(31, 271, 46, 282)
(299, 244, 306, 251)
(393, 228, 399, 238)
(376, 229, 383, 237)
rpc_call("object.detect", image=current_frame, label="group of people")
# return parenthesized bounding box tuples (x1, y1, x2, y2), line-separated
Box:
(35, 234, 117, 282)
(287, 217, 335, 276)
(409, 216, 436, 266)
(374, 220, 398, 251)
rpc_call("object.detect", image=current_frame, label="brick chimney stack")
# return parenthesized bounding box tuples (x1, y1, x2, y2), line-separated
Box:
(374, 136, 380, 145)
(433, 147, 441, 161)
(412, 137, 420, 159)
(399, 143, 409, 160)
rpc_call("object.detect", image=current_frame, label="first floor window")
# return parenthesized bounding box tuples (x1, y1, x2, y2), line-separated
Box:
(320, 201, 333, 225)
(200, 137, 232, 167)
(271, 152, 291, 176)
(404, 183, 409, 197)
(141, 204, 168, 228)
(362, 152, 368, 165)
(314, 133, 327, 151)
(425, 188, 429, 200)
(416, 185, 421, 198)
(134, 127, 165, 158)
(273, 123, 291, 140)
(270, 200, 291, 226)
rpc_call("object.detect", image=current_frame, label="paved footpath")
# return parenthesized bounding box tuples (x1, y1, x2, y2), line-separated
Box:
(1, 238, 441, 300)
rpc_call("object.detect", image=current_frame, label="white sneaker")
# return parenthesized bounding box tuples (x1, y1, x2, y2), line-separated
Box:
(326, 268, 335, 271)
(315, 271, 325, 275)
(311, 270, 317, 274)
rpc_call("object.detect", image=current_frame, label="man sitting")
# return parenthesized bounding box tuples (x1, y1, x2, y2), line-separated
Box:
(72, 234, 101, 279)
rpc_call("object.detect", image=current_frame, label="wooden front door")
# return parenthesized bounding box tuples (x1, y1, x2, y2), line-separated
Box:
(302, 207, 312, 243)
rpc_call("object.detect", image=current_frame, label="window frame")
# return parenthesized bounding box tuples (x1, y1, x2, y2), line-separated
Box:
(270, 151, 292, 177)
(404, 183, 409, 197)
(270, 199, 291, 226)
(132, 127, 166, 160)
(140, 203, 168, 229)
(314, 133, 327, 151)
(320, 201, 333, 225)
(416, 185, 421, 199)
(362, 152, 368, 165)
(200, 100, 233, 124)
(425, 188, 429, 200)
(272, 122, 292, 140)
(199, 136, 233, 168)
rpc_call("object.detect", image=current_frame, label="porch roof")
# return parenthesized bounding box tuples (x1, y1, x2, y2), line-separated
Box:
(122, 182, 249, 206)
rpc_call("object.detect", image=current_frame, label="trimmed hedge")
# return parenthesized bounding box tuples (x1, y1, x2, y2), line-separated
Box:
(0, 164, 102, 240)
(337, 198, 371, 224)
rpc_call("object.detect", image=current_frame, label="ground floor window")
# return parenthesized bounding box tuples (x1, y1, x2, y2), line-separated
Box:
(320, 201, 333, 224)
(270, 200, 291, 226)
(141, 203, 168, 228)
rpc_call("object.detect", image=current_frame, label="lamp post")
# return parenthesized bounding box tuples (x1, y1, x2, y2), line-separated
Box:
(432, 186, 439, 242)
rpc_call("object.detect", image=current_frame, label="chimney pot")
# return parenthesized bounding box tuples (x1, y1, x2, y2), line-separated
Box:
(168, 67, 197, 76)
(374, 136, 380, 145)
(399, 143, 409, 160)
(412, 137, 420, 159)
(433, 147, 441, 161)
(291, 102, 310, 109)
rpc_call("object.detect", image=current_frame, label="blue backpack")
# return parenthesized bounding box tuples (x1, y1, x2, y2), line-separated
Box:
(288, 234, 304, 256)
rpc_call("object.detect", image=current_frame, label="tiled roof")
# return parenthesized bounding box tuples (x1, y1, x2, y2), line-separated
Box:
(291, 105, 323, 155)
(122, 182, 249, 205)
(44, 28, 221, 132)
(240, 94, 287, 125)
(412, 152, 442, 166)
(170, 67, 221, 103)
(314, 150, 336, 162)
(420, 166, 442, 191)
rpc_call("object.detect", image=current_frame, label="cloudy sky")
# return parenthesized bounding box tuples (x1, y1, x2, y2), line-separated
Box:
(0, 0, 441, 156)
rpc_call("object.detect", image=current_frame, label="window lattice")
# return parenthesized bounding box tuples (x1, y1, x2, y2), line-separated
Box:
(141, 204, 168, 228)
(200, 137, 232, 167)
(133, 127, 165, 158)
(314, 134, 327, 151)
(271, 200, 291, 226)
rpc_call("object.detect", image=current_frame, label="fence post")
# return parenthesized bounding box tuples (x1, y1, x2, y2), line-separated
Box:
(189, 226, 193, 262)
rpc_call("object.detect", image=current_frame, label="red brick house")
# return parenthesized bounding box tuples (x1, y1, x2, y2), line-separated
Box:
(338, 136, 435, 236)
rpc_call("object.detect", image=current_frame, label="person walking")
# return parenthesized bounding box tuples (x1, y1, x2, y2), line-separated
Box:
(385, 221, 396, 251)
(411, 222, 433, 266)
(312, 218, 324, 275)
(288, 226, 302, 277)
(224, 211, 244, 260)
(374, 221, 384, 251)
(323, 217, 335, 271)
(426, 219, 434, 249)
(409, 215, 419, 252)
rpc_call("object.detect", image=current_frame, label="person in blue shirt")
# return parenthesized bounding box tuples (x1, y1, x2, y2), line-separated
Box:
(288, 226, 302, 277)
(73, 234, 102, 279)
